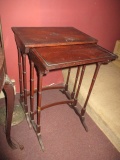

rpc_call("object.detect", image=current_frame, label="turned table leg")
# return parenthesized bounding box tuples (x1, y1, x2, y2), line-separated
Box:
(17, 48, 24, 104)
(36, 71, 44, 151)
(62, 63, 101, 132)
(22, 54, 31, 128)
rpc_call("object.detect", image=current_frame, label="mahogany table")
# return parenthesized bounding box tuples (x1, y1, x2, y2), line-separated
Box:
(12, 27, 97, 126)
(12, 27, 117, 150)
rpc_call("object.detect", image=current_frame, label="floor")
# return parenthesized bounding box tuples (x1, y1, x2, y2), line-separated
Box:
(0, 89, 120, 160)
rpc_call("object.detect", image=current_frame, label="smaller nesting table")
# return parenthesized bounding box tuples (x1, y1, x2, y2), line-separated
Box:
(28, 43, 116, 150)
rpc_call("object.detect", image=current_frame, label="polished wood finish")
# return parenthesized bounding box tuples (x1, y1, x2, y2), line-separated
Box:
(12, 27, 117, 151)
(29, 43, 116, 135)
(29, 44, 116, 71)
(12, 27, 97, 52)
(12, 27, 98, 127)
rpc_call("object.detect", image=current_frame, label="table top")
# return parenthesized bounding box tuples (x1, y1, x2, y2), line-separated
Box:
(29, 44, 117, 72)
(12, 27, 97, 49)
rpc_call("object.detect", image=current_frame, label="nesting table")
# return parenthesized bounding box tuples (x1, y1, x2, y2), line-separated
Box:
(12, 27, 117, 150)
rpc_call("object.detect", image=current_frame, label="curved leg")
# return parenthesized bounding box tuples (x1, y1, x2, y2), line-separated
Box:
(3, 76, 17, 149)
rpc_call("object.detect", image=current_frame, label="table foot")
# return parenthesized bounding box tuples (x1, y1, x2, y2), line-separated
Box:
(20, 102, 32, 128)
(30, 120, 45, 151)
(25, 112, 32, 128)
(60, 89, 71, 99)
(31, 119, 36, 130)
(37, 133, 45, 151)
(6, 138, 17, 149)
(7, 137, 25, 150)
(69, 105, 88, 132)
(79, 116, 88, 132)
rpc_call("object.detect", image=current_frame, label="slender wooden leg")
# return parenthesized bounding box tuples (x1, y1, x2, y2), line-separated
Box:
(22, 54, 31, 128)
(30, 60, 34, 121)
(3, 76, 17, 149)
(74, 65, 88, 131)
(18, 48, 24, 103)
(71, 66, 81, 99)
(29, 60, 37, 130)
(61, 68, 71, 99)
(81, 63, 101, 117)
(65, 68, 71, 91)
(73, 65, 86, 106)
(68, 65, 88, 131)
(29, 60, 44, 150)
(75, 63, 100, 131)
(36, 72, 44, 151)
